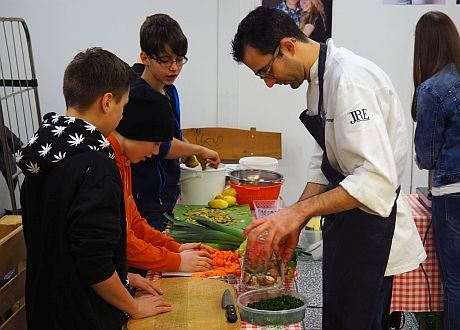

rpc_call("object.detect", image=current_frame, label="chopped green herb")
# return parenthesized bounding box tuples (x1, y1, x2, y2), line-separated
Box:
(247, 295, 304, 311)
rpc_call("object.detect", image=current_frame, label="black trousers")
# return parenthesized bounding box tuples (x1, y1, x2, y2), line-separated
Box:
(322, 204, 397, 330)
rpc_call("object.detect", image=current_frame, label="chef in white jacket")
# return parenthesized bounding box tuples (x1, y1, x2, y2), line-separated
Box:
(231, 7, 426, 330)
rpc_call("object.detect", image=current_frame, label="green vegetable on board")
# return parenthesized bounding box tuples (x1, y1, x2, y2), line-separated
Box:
(164, 213, 245, 251)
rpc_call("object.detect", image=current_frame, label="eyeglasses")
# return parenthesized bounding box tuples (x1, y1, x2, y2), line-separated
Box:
(150, 55, 188, 67)
(256, 45, 280, 79)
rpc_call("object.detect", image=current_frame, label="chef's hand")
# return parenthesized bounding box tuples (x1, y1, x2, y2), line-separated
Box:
(178, 249, 214, 272)
(128, 273, 163, 296)
(130, 294, 172, 319)
(198, 146, 221, 169)
(179, 242, 215, 254)
(244, 206, 305, 263)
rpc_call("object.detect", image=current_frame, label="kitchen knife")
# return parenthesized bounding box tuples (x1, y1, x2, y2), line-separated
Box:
(221, 289, 238, 323)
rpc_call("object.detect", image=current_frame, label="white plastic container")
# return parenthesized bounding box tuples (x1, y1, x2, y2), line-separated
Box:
(299, 229, 322, 248)
(253, 200, 285, 219)
(298, 229, 323, 260)
(239, 156, 278, 171)
(179, 163, 226, 205)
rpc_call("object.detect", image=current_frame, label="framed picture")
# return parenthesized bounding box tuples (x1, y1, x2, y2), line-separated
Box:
(262, 0, 333, 43)
(383, 0, 445, 4)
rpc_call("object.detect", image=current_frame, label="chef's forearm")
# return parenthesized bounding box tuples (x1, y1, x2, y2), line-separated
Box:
(293, 185, 362, 221)
(298, 182, 327, 202)
(91, 271, 137, 316)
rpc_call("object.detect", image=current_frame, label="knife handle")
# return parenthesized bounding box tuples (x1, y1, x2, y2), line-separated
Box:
(225, 305, 238, 323)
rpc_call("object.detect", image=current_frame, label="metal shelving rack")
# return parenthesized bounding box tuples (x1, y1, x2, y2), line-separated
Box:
(0, 17, 42, 214)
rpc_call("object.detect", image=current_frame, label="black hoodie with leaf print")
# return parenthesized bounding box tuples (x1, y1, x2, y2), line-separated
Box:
(17, 112, 129, 330)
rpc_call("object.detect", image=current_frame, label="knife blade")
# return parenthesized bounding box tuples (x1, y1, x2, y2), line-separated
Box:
(221, 289, 238, 323)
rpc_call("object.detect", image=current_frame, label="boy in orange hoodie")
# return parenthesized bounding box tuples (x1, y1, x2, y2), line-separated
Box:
(108, 89, 214, 273)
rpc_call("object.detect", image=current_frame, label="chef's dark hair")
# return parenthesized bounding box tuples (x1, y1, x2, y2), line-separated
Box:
(140, 14, 188, 58)
(63, 47, 136, 111)
(231, 6, 308, 63)
(411, 11, 460, 121)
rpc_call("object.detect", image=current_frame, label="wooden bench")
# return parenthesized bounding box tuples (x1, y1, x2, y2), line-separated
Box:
(0, 216, 26, 330)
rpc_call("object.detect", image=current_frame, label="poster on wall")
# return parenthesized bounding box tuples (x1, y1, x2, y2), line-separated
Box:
(261, 0, 333, 43)
(383, 0, 445, 4)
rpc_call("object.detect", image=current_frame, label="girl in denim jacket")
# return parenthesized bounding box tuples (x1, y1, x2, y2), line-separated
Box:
(412, 11, 460, 329)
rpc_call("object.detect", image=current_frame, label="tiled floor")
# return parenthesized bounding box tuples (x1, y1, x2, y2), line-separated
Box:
(295, 260, 419, 329)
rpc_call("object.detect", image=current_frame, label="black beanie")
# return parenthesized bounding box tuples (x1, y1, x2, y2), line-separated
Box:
(116, 85, 174, 142)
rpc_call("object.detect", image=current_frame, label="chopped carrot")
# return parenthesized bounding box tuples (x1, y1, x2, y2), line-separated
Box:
(189, 250, 241, 278)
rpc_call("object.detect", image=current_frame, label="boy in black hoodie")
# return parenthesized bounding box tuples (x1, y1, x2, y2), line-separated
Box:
(16, 48, 172, 330)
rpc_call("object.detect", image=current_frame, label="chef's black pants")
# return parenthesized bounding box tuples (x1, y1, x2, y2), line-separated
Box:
(322, 202, 397, 330)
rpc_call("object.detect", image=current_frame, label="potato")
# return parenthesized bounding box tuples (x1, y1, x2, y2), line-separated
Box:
(222, 187, 237, 197)
(221, 195, 237, 206)
(208, 199, 229, 209)
(214, 194, 236, 206)
(183, 155, 200, 168)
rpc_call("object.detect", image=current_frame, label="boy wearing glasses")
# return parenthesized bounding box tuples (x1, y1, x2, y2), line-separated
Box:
(127, 14, 220, 232)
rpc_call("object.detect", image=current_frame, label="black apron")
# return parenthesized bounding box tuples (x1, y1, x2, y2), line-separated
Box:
(299, 43, 397, 330)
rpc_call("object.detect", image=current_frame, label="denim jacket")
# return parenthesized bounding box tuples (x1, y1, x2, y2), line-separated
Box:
(414, 63, 460, 187)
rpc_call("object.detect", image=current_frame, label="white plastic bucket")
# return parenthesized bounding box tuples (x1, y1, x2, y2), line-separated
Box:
(239, 156, 278, 171)
(179, 163, 226, 205)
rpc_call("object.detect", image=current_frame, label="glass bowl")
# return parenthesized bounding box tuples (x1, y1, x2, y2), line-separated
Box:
(240, 231, 284, 292)
(237, 287, 308, 326)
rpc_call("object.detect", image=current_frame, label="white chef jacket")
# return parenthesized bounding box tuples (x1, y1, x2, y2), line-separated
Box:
(306, 40, 426, 276)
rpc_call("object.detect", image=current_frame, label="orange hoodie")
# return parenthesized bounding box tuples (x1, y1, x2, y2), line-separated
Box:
(108, 134, 181, 272)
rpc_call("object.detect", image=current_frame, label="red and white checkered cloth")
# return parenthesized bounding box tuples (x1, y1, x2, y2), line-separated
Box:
(146, 271, 302, 329)
(390, 194, 443, 312)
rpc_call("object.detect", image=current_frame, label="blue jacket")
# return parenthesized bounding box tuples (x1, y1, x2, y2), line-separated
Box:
(414, 63, 460, 187)
(129, 76, 182, 231)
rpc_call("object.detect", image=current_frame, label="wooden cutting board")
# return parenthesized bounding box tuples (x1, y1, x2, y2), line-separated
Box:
(126, 278, 240, 330)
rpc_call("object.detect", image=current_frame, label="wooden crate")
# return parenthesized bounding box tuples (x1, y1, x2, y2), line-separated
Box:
(0, 216, 22, 226)
(0, 218, 26, 330)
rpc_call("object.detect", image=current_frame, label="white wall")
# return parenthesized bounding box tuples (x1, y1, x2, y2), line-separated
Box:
(331, 0, 460, 196)
(2, 0, 460, 207)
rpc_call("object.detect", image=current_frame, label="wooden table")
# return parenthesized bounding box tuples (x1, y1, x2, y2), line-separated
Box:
(390, 194, 443, 312)
(127, 271, 303, 330)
